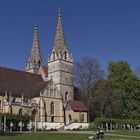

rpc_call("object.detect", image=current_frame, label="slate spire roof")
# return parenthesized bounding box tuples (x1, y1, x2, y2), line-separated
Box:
(26, 25, 42, 72)
(53, 9, 67, 53)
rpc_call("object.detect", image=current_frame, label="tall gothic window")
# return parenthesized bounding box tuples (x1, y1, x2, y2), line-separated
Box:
(38, 60, 41, 67)
(53, 51, 55, 60)
(50, 102, 54, 115)
(65, 92, 68, 101)
(64, 51, 67, 60)
(45, 112, 47, 122)
(44, 102, 46, 110)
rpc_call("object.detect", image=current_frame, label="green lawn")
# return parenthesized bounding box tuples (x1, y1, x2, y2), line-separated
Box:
(0, 131, 140, 140)
(106, 130, 140, 136)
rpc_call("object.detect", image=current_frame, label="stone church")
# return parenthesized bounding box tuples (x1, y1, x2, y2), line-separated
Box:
(0, 10, 88, 126)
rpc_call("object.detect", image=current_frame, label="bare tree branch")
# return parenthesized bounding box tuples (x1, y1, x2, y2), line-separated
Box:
(74, 57, 104, 121)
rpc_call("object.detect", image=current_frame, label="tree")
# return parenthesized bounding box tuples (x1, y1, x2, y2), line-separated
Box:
(108, 61, 140, 119)
(74, 86, 83, 101)
(134, 66, 140, 77)
(92, 80, 112, 118)
(74, 57, 104, 121)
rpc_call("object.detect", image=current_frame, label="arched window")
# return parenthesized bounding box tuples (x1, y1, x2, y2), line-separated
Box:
(50, 102, 54, 115)
(38, 60, 41, 67)
(19, 108, 22, 115)
(45, 112, 47, 122)
(65, 92, 68, 101)
(53, 51, 55, 60)
(44, 102, 46, 110)
(64, 51, 67, 59)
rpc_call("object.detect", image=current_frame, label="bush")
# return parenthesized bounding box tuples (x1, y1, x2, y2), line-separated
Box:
(89, 122, 97, 130)
(94, 117, 140, 130)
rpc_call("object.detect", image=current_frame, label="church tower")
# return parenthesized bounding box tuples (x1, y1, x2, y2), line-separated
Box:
(26, 25, 43, 74)
(48, 10, 73, 101)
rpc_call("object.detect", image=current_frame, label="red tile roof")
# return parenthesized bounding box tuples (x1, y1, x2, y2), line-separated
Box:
(68, 101, 88, 112)
(0, 67, 48, 98)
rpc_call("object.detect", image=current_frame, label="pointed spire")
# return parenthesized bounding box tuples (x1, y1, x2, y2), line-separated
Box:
(32, 24, 38, 43)
(53, 9, 67, 53)
(31, 24, 42, 62)
(26, 24, 43, 73)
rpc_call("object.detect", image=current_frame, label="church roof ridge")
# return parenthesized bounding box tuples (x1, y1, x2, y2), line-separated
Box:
(0, 66, 41, 76)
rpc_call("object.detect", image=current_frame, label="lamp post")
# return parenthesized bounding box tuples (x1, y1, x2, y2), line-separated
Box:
(62, 101, 67, 126)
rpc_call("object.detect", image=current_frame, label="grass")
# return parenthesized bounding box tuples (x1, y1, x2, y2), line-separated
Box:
(0, 131, 140, 140)
(106, 130, 140, 136)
